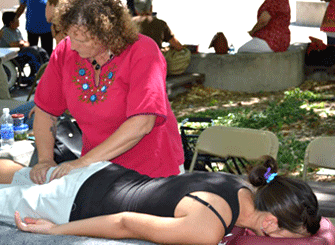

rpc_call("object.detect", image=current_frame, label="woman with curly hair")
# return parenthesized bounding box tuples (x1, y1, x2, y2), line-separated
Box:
(30, 0, 184, 184)
(0, 156, 321, 243)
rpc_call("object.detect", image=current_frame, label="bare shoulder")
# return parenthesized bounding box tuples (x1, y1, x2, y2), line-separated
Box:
(175, 192, 232, 227)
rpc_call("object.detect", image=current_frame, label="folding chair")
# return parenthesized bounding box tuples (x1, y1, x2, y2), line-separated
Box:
(188, 126, 279, 174)
(303, 136, 335, 181)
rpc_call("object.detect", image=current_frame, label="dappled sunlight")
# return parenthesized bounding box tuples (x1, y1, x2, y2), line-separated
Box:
(172, 81, 335, 181)
(171, 84, 285, 118)
(315, 193, 335, 202)
(221, 97, 270, 108)
(314, 83, 335, 92)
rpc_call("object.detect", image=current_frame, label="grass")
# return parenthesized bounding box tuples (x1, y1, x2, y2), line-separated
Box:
(177, 88, 329, 175)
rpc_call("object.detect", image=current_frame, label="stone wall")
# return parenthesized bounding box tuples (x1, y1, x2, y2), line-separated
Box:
(185, 44, 307, 93)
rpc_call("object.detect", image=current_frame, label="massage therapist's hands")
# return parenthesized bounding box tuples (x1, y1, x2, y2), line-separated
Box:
(48, 114, 157, 182)
(15, 211, 57, 235)
(49, 159, 82, 181)
(30, 160, 57, 184)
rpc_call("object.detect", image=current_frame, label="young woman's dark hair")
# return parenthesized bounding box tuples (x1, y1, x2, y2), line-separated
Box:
(248, 156, 321, 235)
(2, 12, 16, 27)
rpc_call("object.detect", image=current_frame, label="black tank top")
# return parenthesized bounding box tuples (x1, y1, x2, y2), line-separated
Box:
(70, 164, 250, 234)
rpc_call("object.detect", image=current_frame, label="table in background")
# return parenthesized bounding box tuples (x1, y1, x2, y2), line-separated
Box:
(0, 140, 34, 166)
(0, 48, 20, 99)
(0, 48, 20, 62)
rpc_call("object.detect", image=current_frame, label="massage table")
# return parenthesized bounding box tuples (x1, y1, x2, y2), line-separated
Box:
(221, 217, 335, 245)
(0, 217, 333, 245)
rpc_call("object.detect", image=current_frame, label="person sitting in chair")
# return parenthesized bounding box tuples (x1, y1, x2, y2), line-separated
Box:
(0, 156, 321, 244)
(132, 0, 183, 51)
(0, 11, 49, 86)
(0, 11, 29, 48)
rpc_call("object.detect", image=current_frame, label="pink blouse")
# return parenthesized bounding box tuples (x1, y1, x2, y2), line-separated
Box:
(35, 34, 184, 177)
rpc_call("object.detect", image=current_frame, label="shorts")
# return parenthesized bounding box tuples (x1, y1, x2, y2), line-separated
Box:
(0, 161, 111, 225)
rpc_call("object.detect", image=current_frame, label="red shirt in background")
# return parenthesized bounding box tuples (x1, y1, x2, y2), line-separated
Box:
(321, 0, 335, 33)
(253, 0, 291, 52)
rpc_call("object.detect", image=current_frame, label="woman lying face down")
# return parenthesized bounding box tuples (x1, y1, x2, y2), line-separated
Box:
(0, 156, 320, 245)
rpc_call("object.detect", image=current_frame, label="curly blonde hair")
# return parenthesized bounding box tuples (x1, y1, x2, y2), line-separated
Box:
(54, 0, 139, 56)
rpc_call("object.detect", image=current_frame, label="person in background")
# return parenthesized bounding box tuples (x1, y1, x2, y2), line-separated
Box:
(0, 12, 29, 48)
(127, 0, 136, 16)
(30, 0, 184, 184)
(132, 0, 183, 51)
(15, 0, 53, 56)
(0, 11, 28, 100)
(45, 0, 67, 45)
(238, 0, 290, 53)
(321, 0, 335, 45)
(0, 12, 49, 97)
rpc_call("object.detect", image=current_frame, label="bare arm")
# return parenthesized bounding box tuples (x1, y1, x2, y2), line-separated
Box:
(81, 115, 156, 164)
(9, 40, 29, 48)
(248, 11, 272, 36)
(15, 3, 26, 19)
(30, 107, 58, 184)
(49, 114, 157, 180)
(16, 211, 224, 245)
(168, 36, 183, 51)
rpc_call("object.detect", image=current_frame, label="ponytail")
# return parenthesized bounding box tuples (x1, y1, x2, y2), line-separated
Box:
(248, 155, 278, 187)
(249, 155, 321, 235)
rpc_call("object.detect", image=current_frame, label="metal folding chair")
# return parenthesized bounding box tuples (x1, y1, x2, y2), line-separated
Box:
(188, 126, 279, 174)
(303, 136, 335, 181)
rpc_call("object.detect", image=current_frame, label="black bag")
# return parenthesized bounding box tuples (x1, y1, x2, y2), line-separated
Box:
(29, 114, 82, 166)
(53, 115, 82, 164)
(180, 117, 214, 171)
(305, 44, 335, 67)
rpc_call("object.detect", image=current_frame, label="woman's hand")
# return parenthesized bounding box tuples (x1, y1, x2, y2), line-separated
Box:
(30, 161, 57, 184)
(49, 160, 82, 181)
(15, 211, 57, 235)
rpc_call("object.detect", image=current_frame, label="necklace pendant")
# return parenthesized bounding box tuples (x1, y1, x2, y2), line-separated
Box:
(92, 60, 97, 65)
(95, 64, 101, 70)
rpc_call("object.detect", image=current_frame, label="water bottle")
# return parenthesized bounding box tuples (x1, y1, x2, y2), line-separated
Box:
(228, 44, 235, 54)
(0, 108, 14, 150)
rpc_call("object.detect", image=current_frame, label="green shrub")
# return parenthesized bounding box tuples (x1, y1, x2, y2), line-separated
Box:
(177, 89, 322, 173)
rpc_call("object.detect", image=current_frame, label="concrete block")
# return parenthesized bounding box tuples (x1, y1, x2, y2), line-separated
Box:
(185, 43, 307, 93)
(296, 1, 327, 27)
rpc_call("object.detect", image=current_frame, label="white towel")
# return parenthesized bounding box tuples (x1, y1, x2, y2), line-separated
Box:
(0, 161, 111, 225)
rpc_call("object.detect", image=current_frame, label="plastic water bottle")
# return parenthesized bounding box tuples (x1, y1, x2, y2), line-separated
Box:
(0, 108, 14, 150)
(228, 44, 235, 54)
